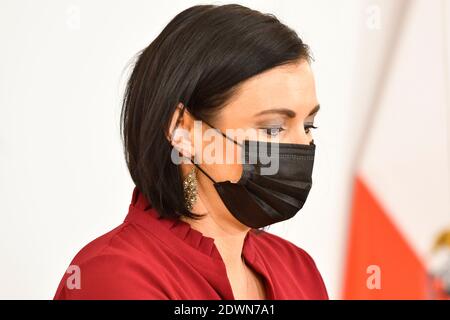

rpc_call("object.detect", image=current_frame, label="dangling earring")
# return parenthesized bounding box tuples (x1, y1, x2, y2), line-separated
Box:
(183, 167, 198, 211)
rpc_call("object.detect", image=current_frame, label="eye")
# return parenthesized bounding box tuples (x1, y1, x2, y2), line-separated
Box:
(260, 126, 286, 137)
(304, 123, 318, 134)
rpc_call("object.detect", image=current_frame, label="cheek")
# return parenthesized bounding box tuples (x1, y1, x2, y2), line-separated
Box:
(198, 137, 244, 183)
(219, 138, 244, 182)
(207, 162, 243, 183)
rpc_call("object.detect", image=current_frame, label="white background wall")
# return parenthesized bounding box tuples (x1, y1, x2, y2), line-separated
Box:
(0, 0, 447, 299)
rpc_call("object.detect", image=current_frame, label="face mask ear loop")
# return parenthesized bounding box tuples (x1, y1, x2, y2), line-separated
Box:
(170, 105, 216, 183)
(183, 104, 243, 147)
(188, 158, 217, 184)
(182, 105, 242, 183)
(198, 118, 244, 148)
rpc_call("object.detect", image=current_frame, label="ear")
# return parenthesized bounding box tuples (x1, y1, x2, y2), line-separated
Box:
(166, 103, 195, 159)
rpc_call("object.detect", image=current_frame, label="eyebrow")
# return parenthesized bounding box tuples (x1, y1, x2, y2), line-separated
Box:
(253, 104, 320, 118)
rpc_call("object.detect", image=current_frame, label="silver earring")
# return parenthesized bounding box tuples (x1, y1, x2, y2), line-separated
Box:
(183, 167, 198, 211)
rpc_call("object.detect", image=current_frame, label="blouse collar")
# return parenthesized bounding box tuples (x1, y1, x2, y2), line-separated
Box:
(124, 187, 257, 263)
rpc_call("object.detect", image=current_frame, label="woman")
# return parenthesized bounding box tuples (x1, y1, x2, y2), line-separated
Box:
(54, 3, 328, 300)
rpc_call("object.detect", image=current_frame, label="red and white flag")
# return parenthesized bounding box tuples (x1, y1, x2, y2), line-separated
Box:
(343, 0, 450, 299)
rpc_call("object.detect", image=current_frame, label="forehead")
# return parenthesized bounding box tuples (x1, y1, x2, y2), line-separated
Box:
(225, 59, 317, 115)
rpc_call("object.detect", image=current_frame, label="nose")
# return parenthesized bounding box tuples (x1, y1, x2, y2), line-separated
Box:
(291, 124, 313, 145)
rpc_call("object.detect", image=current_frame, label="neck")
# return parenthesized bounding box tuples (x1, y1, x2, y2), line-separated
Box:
(181, 209, 249, 266)
(180, 191, 250, 267)
(179, 175, 256, 299)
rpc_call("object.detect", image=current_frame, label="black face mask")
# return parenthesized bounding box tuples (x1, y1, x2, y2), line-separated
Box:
(188, 118, 316, 229)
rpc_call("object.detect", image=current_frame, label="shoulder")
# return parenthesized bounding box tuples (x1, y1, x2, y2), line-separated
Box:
(250, 229, 329, 299)
(54, 222, 169, 299)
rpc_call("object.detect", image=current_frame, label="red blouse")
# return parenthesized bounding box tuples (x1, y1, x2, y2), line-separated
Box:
(54, 187, 328, 300)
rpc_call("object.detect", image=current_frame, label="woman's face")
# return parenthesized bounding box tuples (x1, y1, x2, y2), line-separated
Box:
(199, 58, 319, 177)
(177, 58, 319, 227)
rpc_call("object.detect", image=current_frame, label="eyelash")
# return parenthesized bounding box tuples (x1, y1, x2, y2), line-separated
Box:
(304, 124, 318, 134)
(260, 124, 318, 137)
(260, 127, 286, 137)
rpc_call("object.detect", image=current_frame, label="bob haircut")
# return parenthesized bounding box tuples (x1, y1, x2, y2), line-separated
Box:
(120, 4, 311, 220)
